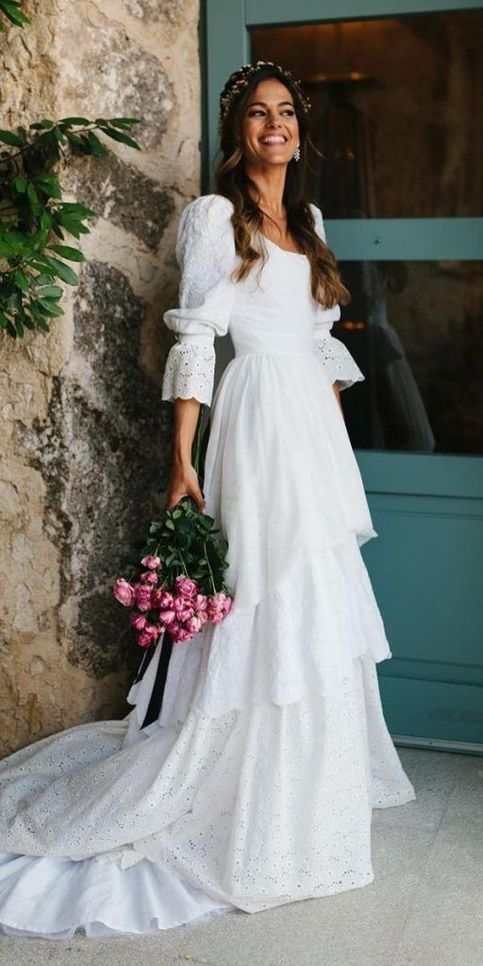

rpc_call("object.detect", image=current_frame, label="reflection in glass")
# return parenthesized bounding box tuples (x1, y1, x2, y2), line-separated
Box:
(335, 261, 483, 456)
(250, 12, 483, 218)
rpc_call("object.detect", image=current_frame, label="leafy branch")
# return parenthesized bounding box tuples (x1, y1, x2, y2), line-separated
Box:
(0, 0, 29, 31)
(0, 116, 142, 338)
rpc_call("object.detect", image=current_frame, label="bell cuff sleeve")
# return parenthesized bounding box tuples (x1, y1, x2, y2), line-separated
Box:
(310, 203, 365, 390)
(161, 195, 236, 406)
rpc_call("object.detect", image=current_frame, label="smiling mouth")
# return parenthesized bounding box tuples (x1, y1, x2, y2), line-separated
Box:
(259, 136, 287, 145)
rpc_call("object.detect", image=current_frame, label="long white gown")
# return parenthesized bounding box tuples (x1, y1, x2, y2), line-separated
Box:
(0, 194, 415, 940)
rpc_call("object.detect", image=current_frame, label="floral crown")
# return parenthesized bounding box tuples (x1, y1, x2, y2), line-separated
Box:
(218, 61, 311, 133)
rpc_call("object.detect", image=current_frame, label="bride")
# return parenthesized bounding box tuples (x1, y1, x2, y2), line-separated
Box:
(0, 61, 415, 940)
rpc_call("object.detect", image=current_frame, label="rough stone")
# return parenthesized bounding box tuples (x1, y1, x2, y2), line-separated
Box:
(74, 154, 175, 250)
(62, 15, 176, 151)
(0, 0, 200, 755)
(123, 0, 186, 23)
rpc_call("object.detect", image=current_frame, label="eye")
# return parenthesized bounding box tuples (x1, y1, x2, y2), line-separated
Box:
(247, 109, 266, 117)
(281, 109, 295, 116)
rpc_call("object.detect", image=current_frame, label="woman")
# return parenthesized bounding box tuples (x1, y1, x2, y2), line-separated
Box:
(0, 62, 415, 940)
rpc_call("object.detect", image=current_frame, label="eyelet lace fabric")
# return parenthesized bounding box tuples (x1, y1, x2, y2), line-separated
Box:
(314, 333, 365, 389)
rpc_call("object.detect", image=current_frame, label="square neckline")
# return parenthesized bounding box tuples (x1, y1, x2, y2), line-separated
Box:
(262, 235, 307, 258)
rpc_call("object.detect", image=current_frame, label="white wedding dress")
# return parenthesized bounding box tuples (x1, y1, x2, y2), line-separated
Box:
(0, 194, 415, 940)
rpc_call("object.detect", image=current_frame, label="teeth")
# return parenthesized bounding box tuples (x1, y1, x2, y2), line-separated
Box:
(260, 136, 286, 145)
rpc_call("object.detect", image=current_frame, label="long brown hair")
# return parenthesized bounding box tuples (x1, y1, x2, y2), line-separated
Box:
(215, 63, 350, 309)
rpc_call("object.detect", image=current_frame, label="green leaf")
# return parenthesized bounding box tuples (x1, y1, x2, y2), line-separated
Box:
(102, 127, 141, 150)
(0, 129, 24, 147)
(65, 131, 87, 150)
(86, 131, 108, 157)
(34, 174, 61, 198)
(108, 117, 143, 129)
(59, 117, 91, 126)
(48, 244, 85, 262)
(37, 299, 64, 317)
(0, 1, 29, 27)
(34, 284, 63, 299)
(12, 176, 27, 193)
(57, 202, 96, 217)
(26, 182, 41, 214)
(15, 318, 24, 337)
(0, 310, 8, 329)
(13, 268, 29, 293)
(42, 255, 79, 286)
(29, 119, 54, 130)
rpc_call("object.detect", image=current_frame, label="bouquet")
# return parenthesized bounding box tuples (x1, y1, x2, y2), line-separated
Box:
(113, 406, 233, 647)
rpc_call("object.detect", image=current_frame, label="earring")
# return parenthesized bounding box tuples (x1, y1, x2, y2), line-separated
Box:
(293, 143, 300, 162)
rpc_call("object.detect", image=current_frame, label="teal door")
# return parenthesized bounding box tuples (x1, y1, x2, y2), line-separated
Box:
(204, 0, 483, 753)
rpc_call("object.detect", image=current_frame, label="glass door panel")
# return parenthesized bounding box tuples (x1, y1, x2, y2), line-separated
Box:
(250, 10, 483, 218)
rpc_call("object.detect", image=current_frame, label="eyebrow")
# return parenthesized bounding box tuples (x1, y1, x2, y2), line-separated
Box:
(247, 100, 294, 108)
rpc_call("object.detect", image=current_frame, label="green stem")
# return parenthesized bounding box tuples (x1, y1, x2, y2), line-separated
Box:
(203, 540, 217, 596)
(178, 547, 189, 578)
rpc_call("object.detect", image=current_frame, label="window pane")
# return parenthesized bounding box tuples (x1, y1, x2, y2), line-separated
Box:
(334, 260, 483, 455)
(250, 12, 483, 218)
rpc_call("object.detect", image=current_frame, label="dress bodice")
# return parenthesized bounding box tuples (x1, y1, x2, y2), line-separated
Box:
(161, 194, 363, 405)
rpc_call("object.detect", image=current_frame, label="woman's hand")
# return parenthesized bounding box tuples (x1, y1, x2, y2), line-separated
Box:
(166, 457, 206, 512)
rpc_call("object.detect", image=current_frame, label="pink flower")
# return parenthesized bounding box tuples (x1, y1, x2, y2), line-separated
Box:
(171, 626, 193, 642)
(173, 596, 194, 621)
(159, 608, 176, 627)
(137, 625, 160, 648)
(140, 570, 158, 585)
(113, 578, 135, 607)
(131, 614, 147, 631)
(207, 592, 233, 623)
(134, 584, 153, 612)
(141, 555, 161, 570)
(158, 590, 174, 609)
(175, 576, 198, 598)
(185, 615, 202, 635)
(193, 593, 208, 613)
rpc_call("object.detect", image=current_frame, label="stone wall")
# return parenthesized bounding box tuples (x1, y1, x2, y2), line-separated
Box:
(0, 0, 201, 755)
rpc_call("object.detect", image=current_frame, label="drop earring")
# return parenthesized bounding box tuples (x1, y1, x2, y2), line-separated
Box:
(293, 143, 300, 162)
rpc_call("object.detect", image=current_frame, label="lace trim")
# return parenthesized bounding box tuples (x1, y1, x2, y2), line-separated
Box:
(315, 335, 365, 389)
(161, 340, 216, 406)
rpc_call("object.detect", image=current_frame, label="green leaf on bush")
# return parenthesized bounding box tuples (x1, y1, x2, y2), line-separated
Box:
(13, 268, 29, 292)
(42, 255, 79, 285)
(102, 127, 141, 150)
(59, 117, 91, 126)
(29, 120, 54, 130)
(0, 129, 24, 147)
(48, 244, 85, 262)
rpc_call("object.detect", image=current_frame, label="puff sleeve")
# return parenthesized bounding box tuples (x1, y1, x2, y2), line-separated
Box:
(161, 194, 236, 406)
(310, 204, 364, 390)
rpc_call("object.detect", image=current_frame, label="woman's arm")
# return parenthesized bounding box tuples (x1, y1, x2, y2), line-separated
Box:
(166, 398, 206, 511)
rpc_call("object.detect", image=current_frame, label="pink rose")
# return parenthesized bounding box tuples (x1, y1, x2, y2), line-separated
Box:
(113, 578, 135, 607)
(207, 592, 232, 623)
(141, 555, 161, 570)
(140, 570, 158, 585)
(172, 626, 192, 643)
(159, 608, 176, 627)
(175, 576, 198, 598)
(134, 584, 153, 612)
(173, 597, 194, 620)
(131, 614, 147, 631)
(185, 615, 202, 635)
(193, 594, 208, 613)
(137, 623, 160, 648)
(158, 590, 174, 608)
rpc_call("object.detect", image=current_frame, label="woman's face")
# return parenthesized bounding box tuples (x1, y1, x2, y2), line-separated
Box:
(240, 77, 300, 167)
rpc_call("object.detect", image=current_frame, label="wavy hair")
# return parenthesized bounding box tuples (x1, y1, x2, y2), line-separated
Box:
(215, 63, 350, 309)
